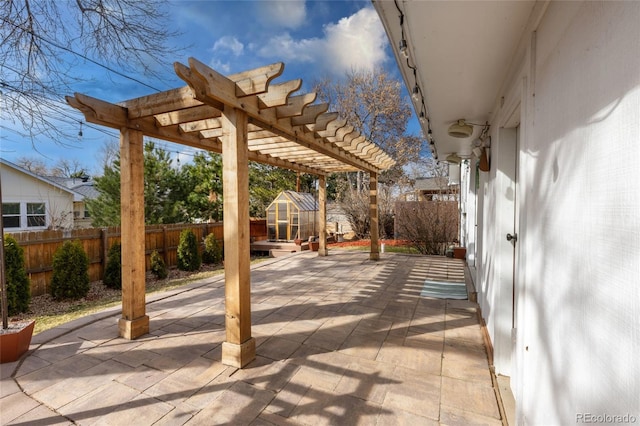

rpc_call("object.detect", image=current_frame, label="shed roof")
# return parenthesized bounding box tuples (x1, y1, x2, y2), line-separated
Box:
(278, 191, 317, 212)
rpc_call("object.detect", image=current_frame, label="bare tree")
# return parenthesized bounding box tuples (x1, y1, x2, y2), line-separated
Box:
(0, 0, 180, 142)
(314, 68, 426, 239)
(52, 159, 88, 178)
(15, 156, 49, 175)
(16, 156, 88, 178)
(314, 68, 423, 169)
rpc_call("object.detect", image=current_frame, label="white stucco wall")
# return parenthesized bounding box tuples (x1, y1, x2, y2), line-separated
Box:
(1, 164, 74, 230)
(473, 2, 640, 424)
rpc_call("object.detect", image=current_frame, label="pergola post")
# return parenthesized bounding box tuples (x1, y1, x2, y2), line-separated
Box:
(317, 175, 328, 256)
(370, 172, 380, 260)
(221, 105, 256, 368)
(118, 128, 149, 339)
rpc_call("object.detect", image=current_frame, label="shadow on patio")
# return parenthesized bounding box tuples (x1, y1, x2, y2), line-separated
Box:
(2, 250, 503, 425)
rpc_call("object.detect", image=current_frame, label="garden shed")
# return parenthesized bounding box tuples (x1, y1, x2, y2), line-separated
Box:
(266, 191, 317, 242)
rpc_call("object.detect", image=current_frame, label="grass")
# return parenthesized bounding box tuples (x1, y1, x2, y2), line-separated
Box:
(383, 245, 421, 254)
(27, 259, 281, 335)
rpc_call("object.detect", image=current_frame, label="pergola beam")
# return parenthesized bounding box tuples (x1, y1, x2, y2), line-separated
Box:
(176, 58, 381, 173)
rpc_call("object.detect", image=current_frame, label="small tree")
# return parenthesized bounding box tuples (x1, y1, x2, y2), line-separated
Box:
(177, 229, 201, 271)
(150, 250, 168, 279)
(51, 241, 90, 300)
(3, 235, 30, 315)
(202, 233, 223, 264)
(103, 243, 122, 289)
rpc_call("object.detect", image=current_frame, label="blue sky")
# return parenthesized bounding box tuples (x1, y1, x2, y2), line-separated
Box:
(0, 0, 418, 175)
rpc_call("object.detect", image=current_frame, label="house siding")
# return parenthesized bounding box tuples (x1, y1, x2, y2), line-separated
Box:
(1, 165, 74, 230)
(470, 2, 640, 424)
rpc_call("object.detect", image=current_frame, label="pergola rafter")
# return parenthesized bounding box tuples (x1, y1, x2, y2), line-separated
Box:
(66, 58, 394, 368)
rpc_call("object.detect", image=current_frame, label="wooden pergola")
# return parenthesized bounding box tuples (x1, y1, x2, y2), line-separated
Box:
(67, 58, 395, 368)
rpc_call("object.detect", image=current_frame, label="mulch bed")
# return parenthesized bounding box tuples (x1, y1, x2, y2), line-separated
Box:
(7, 263, 224, 323)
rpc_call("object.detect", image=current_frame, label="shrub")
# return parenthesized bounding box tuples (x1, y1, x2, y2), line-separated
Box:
(3, 235, 30, 315)
(202, 233, 223, 264)
(150, 250, 168, 279)
(103, 243, 122, 289)
(51, 240, 90, 300)
(177, 229, 201, 271)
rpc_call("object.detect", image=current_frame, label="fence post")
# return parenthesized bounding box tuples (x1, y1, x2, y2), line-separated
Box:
(101, 228, 109, 279)
(162, 226, 169, 265)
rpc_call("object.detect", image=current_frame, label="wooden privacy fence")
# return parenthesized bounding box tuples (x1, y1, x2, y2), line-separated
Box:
(8, 220, 267, 296)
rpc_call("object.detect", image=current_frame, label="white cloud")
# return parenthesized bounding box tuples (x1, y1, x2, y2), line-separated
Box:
(257, 33, 318, 63)
(255, 7, 388, 75)
(208, 58, 231, 74)
(322, 7, 388, 73)
(212, 36, 244, 57)
(258, 1, 306, 29)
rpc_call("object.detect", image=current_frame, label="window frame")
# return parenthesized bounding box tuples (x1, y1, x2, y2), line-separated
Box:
(1, 201, 48, 230)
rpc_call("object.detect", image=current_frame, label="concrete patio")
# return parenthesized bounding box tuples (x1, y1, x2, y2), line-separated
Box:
(1, 250, 503, 425)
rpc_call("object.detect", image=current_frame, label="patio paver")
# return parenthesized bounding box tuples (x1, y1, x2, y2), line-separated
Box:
(0, 250, 504, 425)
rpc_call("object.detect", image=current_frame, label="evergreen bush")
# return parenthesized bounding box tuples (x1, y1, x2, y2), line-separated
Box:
(177, 229, 201, 271)
(103, 243, 122, 289)
(150, 250, 168, 279)
(202, 233, 223, 264)
(51, 240, 90, 300)
(3, 235, 31, 315)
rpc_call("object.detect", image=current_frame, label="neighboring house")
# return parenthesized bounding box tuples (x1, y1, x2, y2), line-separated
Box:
(326, 201, 353, 238)
(0, 159, 97, 230)
(375, 2, 639, 425)
(47, 176, 99, 228)
(405, 177, 458, 202)
(1, 158, 74, 231)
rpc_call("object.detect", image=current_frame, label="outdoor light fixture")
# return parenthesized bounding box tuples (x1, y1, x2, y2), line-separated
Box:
(446, 153, 462, 164)
(447, 119, 474, 138)
(412, 84, 420, 100)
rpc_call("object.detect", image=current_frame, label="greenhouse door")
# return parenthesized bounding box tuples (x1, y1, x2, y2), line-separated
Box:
(277, 201, 288, 241)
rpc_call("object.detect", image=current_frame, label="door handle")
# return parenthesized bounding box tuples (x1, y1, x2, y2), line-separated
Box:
(506, 233, 517, 243)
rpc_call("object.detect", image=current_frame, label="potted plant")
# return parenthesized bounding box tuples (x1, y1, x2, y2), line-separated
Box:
(1, 234, 35, 363)
(309, 236, 319, 252)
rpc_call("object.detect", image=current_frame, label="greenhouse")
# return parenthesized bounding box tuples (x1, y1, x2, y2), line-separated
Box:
(266, 191, 318, 242)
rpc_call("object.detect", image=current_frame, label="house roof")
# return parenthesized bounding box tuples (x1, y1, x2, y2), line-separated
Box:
(0, 158, 78, 197)
(47, 176, 99, 200)
(414, 177, 456, 192)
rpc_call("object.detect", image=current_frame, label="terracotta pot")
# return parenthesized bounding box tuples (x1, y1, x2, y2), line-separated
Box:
(453, 247, 467, 259)
(0, 320, 35, 363)
(309, 241, 319, 251)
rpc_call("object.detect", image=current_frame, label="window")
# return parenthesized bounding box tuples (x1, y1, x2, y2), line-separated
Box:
(27, 203, 46, 227)
(2, 203, 21, 228)
(1, 202, 48, 229)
